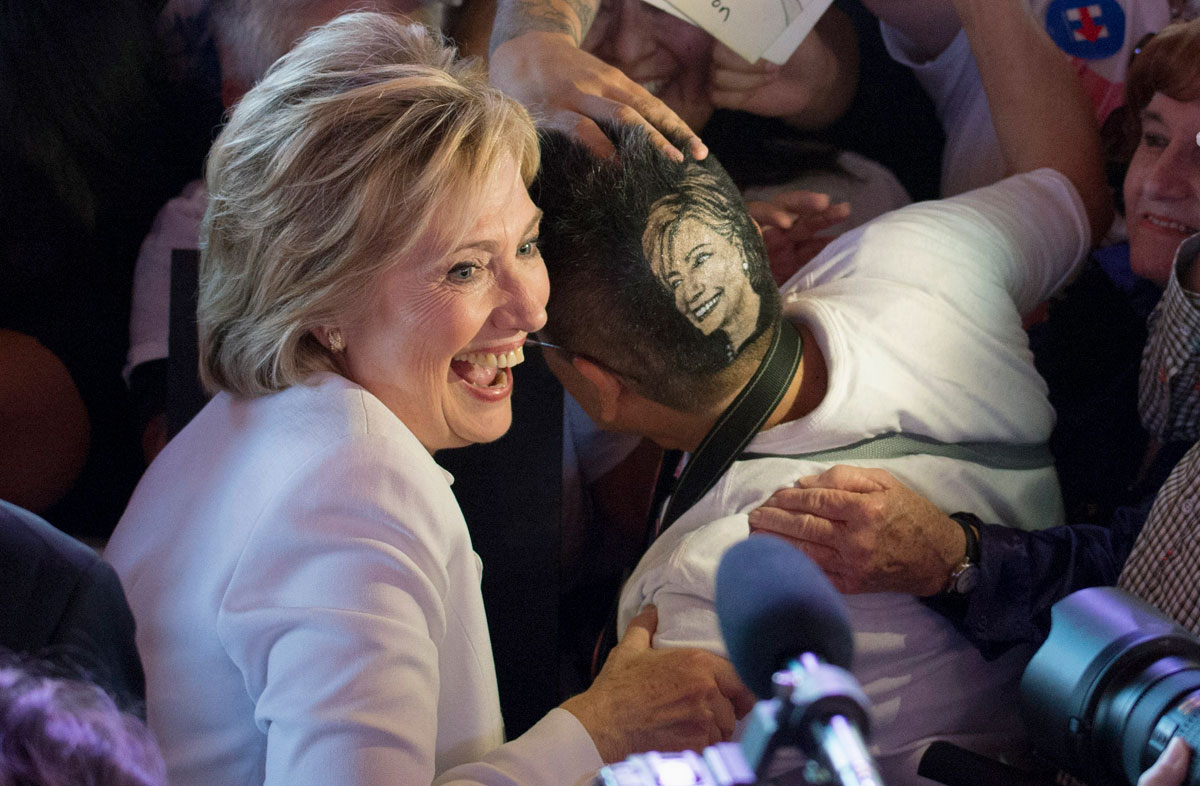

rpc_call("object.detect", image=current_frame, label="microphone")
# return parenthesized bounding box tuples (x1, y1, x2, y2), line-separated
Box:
(716, 536, 881, 786)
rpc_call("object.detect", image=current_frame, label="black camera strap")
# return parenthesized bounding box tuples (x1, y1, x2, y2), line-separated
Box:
(653, 317, 804, 538)
(592, 318, 804, 677)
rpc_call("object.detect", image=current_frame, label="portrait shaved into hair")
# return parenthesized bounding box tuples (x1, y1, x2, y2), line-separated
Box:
(534, 123, 780, 413)
(642, 166, 763, 359)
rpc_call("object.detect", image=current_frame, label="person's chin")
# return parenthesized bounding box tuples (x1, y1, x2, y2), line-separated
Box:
(1129, 235, 1178, 288)
(446, 385, 515, 447)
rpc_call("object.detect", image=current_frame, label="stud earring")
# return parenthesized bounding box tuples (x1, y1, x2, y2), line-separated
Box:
(327, 328, 344, 353)
(742, 260, 750, 272)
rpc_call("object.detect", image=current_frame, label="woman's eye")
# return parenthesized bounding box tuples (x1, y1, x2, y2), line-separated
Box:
(449, 262, 481, 281)
(692, 252, 711, 269)
(1142, 132, 1169, 149)
(518, 238, 540, 257)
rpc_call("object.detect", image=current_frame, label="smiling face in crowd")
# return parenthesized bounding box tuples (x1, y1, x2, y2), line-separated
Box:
(582, 0, 715, 130)
(339, 155, 548, 452)
(1124, 93, 1200, 286)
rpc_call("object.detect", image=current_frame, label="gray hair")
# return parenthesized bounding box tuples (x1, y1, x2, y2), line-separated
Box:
(210, 0, 433, 88)
(198, 13, 539, 396)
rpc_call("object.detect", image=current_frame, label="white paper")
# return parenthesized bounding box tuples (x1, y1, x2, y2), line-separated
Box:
(761, 0, 836, 63)
(642, 0, 835, 64)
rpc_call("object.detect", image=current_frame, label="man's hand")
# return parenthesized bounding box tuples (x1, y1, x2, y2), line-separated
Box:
(489, 32, 707, 162)
(561, 605, 755, 762)
(748, 190, 849, 284)
(747, 465, 964, 596)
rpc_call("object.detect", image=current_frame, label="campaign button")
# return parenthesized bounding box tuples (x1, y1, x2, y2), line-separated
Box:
(1045, 0, 1126, 60)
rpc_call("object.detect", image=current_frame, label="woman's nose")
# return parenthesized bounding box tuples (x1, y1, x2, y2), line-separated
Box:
(683, 277, 706, 302)
(496, 261, 549, 333)
(1144, 144, 1192, 201)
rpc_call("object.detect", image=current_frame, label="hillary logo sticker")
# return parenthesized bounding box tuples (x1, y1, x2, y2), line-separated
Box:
(1045, 0, 1126, 59)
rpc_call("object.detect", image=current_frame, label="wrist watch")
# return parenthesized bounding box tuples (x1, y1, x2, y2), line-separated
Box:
(942, 512, 982, 595)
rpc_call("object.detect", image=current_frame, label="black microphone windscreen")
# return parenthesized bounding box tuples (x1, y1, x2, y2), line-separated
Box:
(716, 535, 854, 698)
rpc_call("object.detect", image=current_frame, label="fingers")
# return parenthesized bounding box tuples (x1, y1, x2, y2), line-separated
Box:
(757, 485, 876, 523)
(796, 464, 893, 492)
(748, 200, 797, 231)
(490, 33, 704, 162)
(1139, 738, 1191, 786)
(618, 603, 658, 651)
(768, 189, 832, 214)
(748, 503, 832, 540)
(709, 44, 778, 110)
(573, 92, 692, 162)
(710, 660, 757, 718)
(540, 110, 618, 159)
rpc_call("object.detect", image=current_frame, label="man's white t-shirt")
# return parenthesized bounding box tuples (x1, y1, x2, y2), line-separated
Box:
(618, 169, 1091, 786)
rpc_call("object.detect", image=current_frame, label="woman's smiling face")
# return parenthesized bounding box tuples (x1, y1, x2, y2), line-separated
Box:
(1124, 92, 1200, 286)
(338, 155, 548, 452)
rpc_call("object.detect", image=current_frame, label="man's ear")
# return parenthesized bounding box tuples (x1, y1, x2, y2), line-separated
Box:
(572, 356, 628, 425)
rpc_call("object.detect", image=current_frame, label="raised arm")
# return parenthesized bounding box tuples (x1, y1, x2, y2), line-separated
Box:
(488, 0, 706, 161)
(951, 0, 1112, 243)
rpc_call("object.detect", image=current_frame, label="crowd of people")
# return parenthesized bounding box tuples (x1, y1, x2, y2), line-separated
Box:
(2, 0, 1199, 784)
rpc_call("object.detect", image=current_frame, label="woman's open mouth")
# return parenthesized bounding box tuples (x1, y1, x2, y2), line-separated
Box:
(450, 347, 525, 389)
(691, 289, 723, 322)
(1143, 213, 1199, 237)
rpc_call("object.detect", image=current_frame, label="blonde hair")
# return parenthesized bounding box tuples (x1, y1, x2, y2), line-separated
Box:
(199, 12, 539, 396)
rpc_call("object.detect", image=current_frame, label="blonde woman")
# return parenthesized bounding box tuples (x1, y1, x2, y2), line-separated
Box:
(105, 14, 751, 786)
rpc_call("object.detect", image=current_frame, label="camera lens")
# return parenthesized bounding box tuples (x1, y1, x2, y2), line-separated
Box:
(1096, 654, 1200, 785)
(1022, 588, 1200, 786)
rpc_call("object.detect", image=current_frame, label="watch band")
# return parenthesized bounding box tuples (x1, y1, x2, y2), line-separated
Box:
(943, 512, 982, 595)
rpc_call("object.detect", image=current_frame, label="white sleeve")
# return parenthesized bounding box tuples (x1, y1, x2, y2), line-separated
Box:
(217, 435, 600, 786)
(821, 169, 1090, 317)
(879, 26, 1004, 197)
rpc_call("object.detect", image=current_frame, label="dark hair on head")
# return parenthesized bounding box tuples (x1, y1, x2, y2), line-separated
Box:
(534, 123, 781, 413)
(0, 652, 166, 786)
(1112, 19, 1200, 174)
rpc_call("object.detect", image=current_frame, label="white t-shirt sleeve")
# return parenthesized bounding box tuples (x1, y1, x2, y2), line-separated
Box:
(814, 168, 1090, 317)
(879, 25, 1006, 197)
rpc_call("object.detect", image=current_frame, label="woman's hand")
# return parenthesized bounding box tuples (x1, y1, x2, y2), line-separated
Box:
(561, 605, 755, 762)
(708, 8, 858, 130)
(747, 465, 964, 596)
(489, 32, 706, 162)
(1139, 737, 1192, 786)
(748, 191, 849, 284)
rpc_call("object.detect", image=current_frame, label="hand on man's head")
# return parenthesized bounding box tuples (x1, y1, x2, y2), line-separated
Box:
(489, 32, 707, 162)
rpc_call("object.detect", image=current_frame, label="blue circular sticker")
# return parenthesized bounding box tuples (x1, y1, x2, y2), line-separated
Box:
(1045, 0, 1127, 60)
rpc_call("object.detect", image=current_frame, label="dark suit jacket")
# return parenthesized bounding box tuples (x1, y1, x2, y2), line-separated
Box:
(0, 499, 145, 712)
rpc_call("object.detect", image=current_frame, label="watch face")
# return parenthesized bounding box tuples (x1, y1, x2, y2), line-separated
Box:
(954, 564, 980, 594)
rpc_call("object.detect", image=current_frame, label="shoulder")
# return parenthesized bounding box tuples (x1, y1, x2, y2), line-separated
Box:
(0, 499, 100, 575)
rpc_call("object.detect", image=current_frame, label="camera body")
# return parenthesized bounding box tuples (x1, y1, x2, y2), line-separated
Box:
(1020, 587, 1200, 786)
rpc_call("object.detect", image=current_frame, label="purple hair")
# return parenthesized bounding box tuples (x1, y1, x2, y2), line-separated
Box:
(0, 663, 165, 786)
